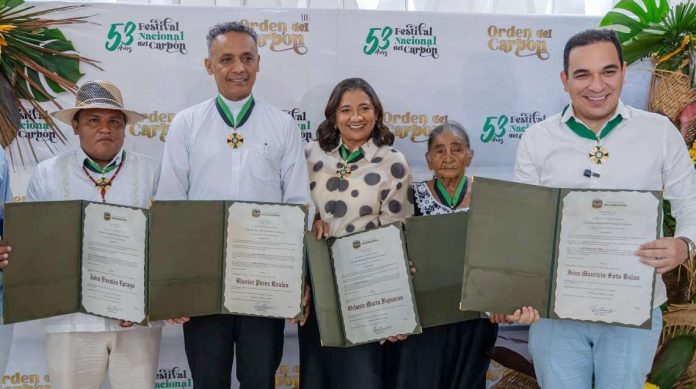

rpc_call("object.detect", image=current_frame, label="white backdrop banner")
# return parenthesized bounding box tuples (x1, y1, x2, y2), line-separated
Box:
(5, 2, 651, 388)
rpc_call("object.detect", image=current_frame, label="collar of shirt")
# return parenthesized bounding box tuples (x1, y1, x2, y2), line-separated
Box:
(75, 147, 125, 171)
(561, 99, 631, 133)
(219, 93, 253, 117)
(330, 138, 380, 162)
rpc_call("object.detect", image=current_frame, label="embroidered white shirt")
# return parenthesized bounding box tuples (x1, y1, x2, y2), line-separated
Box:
(27, 148, 161, 333)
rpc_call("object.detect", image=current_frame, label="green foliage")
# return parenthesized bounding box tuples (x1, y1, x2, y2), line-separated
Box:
(664, 200, 676, 238)
(0, 0, 85, 102)
(599, 0, 696, 71)
(649, 335, 696, 388)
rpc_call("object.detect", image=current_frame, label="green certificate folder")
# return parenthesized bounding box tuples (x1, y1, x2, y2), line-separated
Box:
(306, 223, 421, 347)
(460, 177, 661, 329)
(404, 212, 480, 328)
(4, 200, 307, 325)
(148, 200, 308, 321)
(148, 201, 224, 320)
(4, 201, 149, 325)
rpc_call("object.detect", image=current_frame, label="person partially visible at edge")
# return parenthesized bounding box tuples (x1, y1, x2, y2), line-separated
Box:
(0, 142, 13, 378)
(513, 29, 696, 388)
(301, 77, 413, 389)
(26, 80, 162, 389)
(384, 122, 536, 389)
(155, 21, 312, 389)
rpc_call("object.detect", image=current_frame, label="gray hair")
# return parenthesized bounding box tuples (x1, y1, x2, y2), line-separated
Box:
(206, 22, 258, 50)
(427, 121, 471, 152)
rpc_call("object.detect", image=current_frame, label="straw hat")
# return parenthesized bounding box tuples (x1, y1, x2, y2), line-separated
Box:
(51, 80, 146, 125)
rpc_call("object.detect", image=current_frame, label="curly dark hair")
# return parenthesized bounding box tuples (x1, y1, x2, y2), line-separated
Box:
(316, 78, 394, 152)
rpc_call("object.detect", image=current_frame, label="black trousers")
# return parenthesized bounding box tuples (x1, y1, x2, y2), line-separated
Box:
(385, 319, 498, 389)
(299, 306, 385, 389)
(183, 314, 285, 388)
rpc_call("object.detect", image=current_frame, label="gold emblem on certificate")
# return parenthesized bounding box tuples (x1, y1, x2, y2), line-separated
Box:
(589, 145, 609, 164)
(227, 132, 244, 149)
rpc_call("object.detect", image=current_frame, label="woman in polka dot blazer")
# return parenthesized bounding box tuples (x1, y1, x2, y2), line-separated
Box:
(299, 77, 414, 389)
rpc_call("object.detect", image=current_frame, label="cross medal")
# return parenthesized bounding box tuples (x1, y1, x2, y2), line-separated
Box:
(227, 132, 244, 149)
(95, 176, 112, 197)
(336, 164, 352, 179)
(589, 144, 609, 164)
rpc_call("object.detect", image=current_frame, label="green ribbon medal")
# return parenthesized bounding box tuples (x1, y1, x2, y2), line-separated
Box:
(434, 176, 467, 209)
(215, 95, 255, 149)
(562, 105, 623, 165)
(84, 157, 119, 174)
(82, 151, 126, 202)
(336, 144, 363, 179)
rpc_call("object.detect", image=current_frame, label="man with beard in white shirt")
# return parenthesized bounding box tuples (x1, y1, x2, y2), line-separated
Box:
(156, 22, 311, 388)
(27, 80, 162, 389)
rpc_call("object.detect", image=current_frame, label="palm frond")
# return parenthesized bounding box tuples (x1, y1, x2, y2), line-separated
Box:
(0, 0, 97, 155)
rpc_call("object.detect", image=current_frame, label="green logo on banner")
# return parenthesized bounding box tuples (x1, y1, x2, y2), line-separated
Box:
(480, 112, 546, 144)
(481, 116, 508, 144)
(364, 26, 393, 55)
(105, 18, 188, 54)
(105, 22, 136, 52)
(363, 23, 439, 58)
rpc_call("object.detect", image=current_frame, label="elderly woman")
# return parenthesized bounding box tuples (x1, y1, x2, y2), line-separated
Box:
(385, 122, 537, 389)
(300, 77, 413, 389)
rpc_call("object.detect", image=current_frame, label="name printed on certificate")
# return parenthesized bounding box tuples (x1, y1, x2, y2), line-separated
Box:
(81, 203, 147, 323)
(332, 224, 419, 344)
(554, 191, 658, 326)
(223, 203, 305, 319)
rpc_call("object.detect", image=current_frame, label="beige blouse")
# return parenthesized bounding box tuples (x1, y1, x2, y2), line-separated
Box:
(305, 138, 414, 238)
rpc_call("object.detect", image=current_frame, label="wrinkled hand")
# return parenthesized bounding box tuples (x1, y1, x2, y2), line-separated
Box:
(119, 320, 133, 328)
(166, 316, 190, 325)
(0, 243, 11, 270)
(409, 260, 416, 274)
(289, 284, 312, 326)
(379, 334, 408, 345)
(313, 219, 330, 240)
(636, 237, 688, 274)
(490, 306, 540, 325)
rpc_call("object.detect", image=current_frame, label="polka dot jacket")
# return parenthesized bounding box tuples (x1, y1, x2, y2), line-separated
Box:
(305, 139, 414, 238)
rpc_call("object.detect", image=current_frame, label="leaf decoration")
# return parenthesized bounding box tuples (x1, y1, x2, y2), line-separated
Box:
(600, 0, 696, 70)
(599, 0, 670, 44)
(0, 0, 100, 153)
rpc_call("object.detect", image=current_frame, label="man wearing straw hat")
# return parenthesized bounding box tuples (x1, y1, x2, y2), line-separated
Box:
(26, 80, 162, 389)
(514, 29, 696, 388)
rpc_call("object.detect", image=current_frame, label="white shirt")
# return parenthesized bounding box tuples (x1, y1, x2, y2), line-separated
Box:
(155, 94, 312, 211)
(514, 101, 696, 307)
(27, 148, 161, 333)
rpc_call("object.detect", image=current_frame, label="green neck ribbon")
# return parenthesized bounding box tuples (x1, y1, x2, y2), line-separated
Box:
(215, 95, 255, 129)
(83, 150, 125, 174)
(434, 176, 467, 209)
(562, 105, 623, 141)
(339, 144, 364, 163)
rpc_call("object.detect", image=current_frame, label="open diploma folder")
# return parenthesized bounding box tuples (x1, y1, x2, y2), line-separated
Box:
(306, 224, 421, 347)
(460, 177, 661, 329)
(4, 201, 149, 325)
(4, 200, 308, 324)
(148, 201, 306, 321)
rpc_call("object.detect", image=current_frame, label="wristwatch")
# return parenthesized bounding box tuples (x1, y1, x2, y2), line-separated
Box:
(678, 237, 696, 261)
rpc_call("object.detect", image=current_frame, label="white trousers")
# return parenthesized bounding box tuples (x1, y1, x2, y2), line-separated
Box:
(45, 328, 162, 389)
